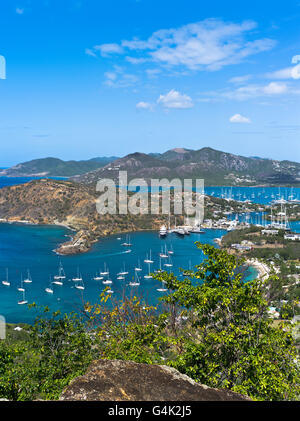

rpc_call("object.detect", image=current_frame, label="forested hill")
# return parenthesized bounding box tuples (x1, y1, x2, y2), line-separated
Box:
(72, 147, 300, 186)
(0, 156, 118, 177)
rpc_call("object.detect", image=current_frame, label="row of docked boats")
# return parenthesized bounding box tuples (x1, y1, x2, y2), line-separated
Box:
(159, 223, 205, 237)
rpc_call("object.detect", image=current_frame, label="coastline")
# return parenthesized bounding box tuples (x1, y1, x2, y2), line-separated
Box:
(246, 259, 271, 280)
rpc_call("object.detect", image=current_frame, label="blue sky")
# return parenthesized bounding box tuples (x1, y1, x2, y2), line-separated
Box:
(0, 0, 300, 166)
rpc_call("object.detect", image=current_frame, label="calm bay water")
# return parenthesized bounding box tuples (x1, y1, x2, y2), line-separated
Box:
(0, 176, 299, 323)
(0, 223, 235, 324)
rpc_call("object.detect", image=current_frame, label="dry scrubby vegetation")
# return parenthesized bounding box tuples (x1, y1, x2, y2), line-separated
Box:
(0, 244, 299, 401)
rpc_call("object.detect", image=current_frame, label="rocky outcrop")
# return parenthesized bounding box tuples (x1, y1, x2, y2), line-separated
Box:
(60, 360, 251, 401)
(0, 179, 170, 255)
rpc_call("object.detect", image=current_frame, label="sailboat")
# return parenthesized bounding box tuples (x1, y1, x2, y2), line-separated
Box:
(157, 281, 168, 293)
(75, 278, 85, 290)
(144, 250, 154, 264)
(54, 261, 66, 280)
(182, 260, 192, 276)
(93, 271, 104, 281)
(18, 289, 28, 305)
(17, 274, 25, 292)
(2, 268, 10, 286)
(155, 258, 163, 273)
(144, 261, 152, 279)
(121, 235, 132, 247)
(159, 245, 168, 259)
(102, 267, 112, 284)
(129, 270, 140, 287)
(164, 255, 173, 268)
(72, 267, 83, 282)
(134, 259, 142, 272)
(167, 244, 174, 255)
(117, 264, 127, 279)
(23, 269, 33, 284)
(100, 263, 109, 276)
(118, 263, 128, 276)
(45, 276, 54, 294)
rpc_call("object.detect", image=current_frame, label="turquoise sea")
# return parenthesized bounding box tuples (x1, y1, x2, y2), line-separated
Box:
(0, 223, 235, 324)
(0, 176, 299, 324)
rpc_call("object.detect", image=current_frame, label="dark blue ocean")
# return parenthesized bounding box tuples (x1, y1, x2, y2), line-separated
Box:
(0, 176, 299, 324)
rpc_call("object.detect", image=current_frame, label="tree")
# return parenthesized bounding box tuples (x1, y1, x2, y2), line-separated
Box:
(154, 242, 300, 401)
(0, 309, 94, 401)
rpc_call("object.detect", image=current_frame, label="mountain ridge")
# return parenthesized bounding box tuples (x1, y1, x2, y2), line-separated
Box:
(0, 156, 119, 177)
(72, 147, 300, 187)
(1, 147, 300, 186)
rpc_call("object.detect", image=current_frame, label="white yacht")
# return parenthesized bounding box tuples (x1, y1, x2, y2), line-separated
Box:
(157, 281, 168, 293)
(144, 250, 154, 264)
(134, 259, 142, 272)
(23, 269, 33, 284)
(93, 271, 104, 281)
(2, 268, 10, 286)
(159, 225, 167, 237)
(118, 263, 128, 276)
(72, 267, 82, 282)
(54, 261, 66, 280)
(18, 289, 28, 305)
(168, 245, 174, 255)
(75, 278, 85, 290)
(121, 235, 132, 247)
(159, 245, 168, 258)
(174, 227, 185, 236)
(144, 261, 153, 279)
(17, 275, 25, 292)
(45, 277, 54, 294)
(102, 279, 113, 285)
(129, 271, 140, 287)
(100, 263, 109, 276)
(164, 256, 173, 268)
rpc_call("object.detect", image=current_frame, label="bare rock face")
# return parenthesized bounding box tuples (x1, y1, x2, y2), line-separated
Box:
(60, 360, 251, 401)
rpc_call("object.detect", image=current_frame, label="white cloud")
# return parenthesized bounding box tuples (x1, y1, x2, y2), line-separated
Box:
(207, 81, 290, 101)
(229, 114, 251, 123)
(291, 55, 300, 64)
(157, 89, 194, 109)
(265, 56, 300, 80)
(93, 43, 124, 57)
(85, 48, 97, 58)
(104, 72, 117, 81)
(263, 82, 288, 95)
(136, 101, 153, 110)
(291, 65, 300, 80)
(229, 75, 252, 84)
(103, 69, 138, 88)
(119, 19, 275, 71)
(125, 56, 148, 64)
(265, 67, 295, 80)
(16, 7, 24, 14)
(88, 19, 275, 73)
(146, 69, 161, 78)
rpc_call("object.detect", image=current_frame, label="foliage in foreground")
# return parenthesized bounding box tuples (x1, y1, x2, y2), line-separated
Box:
(0, 244, 299, 401)
(0, 310, 94, 400)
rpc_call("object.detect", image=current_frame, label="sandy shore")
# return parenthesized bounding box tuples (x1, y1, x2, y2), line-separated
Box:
(246, 258, 270, 279)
